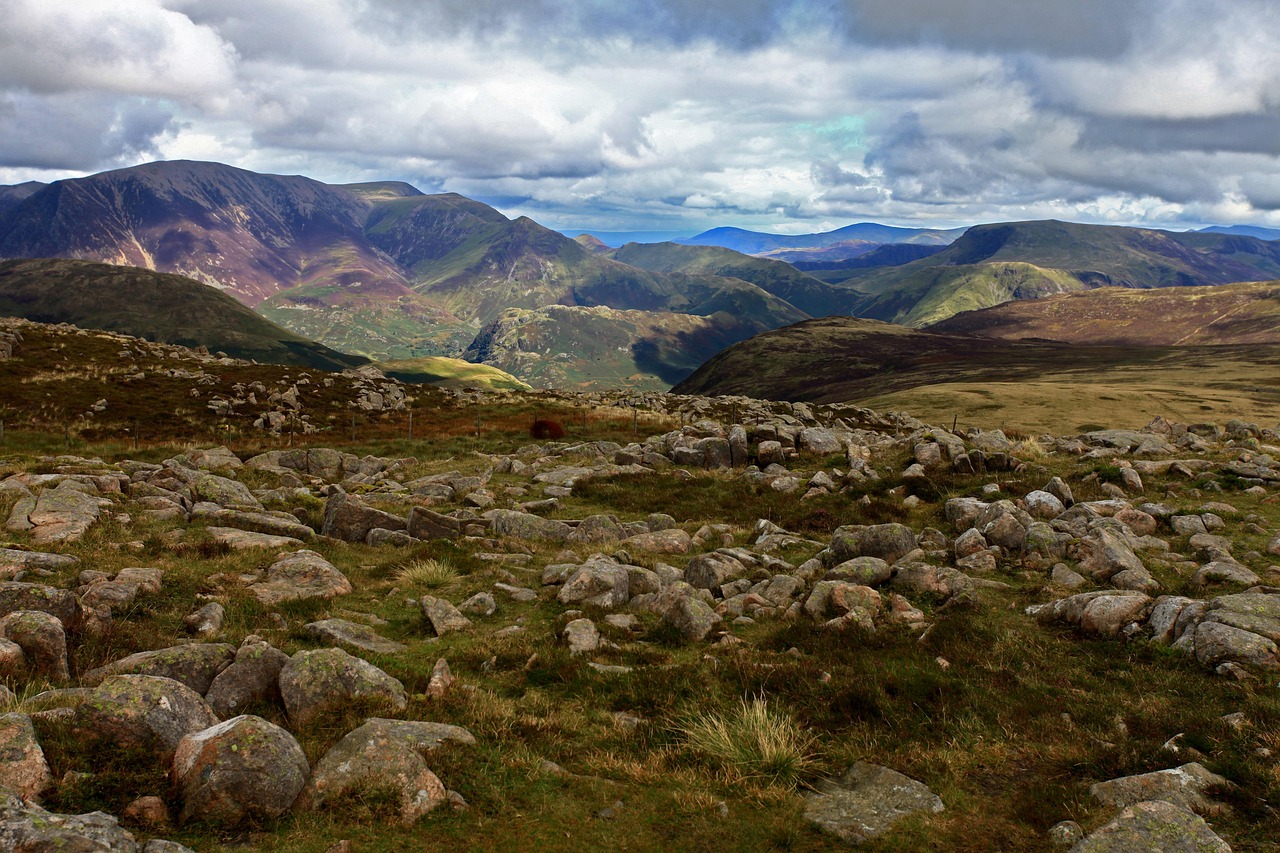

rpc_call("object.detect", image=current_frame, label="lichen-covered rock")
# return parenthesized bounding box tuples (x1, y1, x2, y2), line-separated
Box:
(824, 557, 893, 587)
(249, 550, 352, 606)
(0, 789, 141, 851)
(305, 619, 407, 655)
(828, 524, 918, 565)
(621, 528, 692, 554)
(0, 582, 82, 632)
(81, 643, 235, 694)
(205, 641, 289, 719)
(0, 713, 51, 801)
(556, 562, 630, 609)
(1068, 800, 1231, 852)
(1089, 763, 1231, 815)
(321, 491, 406, 543)
(487, 509, 572, 542)
(803, 762, 945, 845)
(654, 582, 722, 642)
(684, 552, 748, 593)
(1030, 591, 1153, 638)
(172, 715, 309, 825)
(73, 675, 219, 756)
(420, 596, 473, 636)
(278, 648, 407, 728)
(0, 611, 68, 682)
(297, 718, 474, 826)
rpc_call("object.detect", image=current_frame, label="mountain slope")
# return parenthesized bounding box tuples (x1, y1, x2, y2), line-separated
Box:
(930, 281, 1280, 345)
(843, 220, 1280, 326)
(0, 161, 814, 373)
(462, 304, 775, 390)
(0, 258, 366, 370)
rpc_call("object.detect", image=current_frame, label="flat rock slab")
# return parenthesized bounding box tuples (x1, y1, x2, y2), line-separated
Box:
(1069, 800, 1231, 852)
(803, 762, 944, 845)
(249, 550, 352, 606)
(0, 549, 78, 571)
(304, 619, 406, 655)
(1090, 763, 1231, 815)
(207, 527, 304, 550)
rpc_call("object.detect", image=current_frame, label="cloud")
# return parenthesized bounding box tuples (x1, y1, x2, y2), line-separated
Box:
(2, 0, 1280, 229)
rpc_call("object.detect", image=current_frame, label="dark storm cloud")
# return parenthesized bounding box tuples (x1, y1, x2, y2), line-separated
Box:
(0, 93, 175, 171)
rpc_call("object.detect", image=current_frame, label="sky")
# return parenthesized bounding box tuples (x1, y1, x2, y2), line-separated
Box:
(2, 0, 1280, 234)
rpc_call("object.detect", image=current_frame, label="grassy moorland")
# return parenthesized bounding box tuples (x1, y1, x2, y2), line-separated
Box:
(1, 318, 1278, 852)
(672, 316, 1280, 434)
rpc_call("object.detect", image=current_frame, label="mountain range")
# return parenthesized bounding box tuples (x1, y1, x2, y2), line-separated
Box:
(4, 160, 1280, 395)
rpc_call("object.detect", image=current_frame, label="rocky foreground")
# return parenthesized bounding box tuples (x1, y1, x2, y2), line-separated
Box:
(0, 391, 1278, 850)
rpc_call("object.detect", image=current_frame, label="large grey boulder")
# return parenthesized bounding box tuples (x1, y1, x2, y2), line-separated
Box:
(72, 675, 219, 756)
(297, 718, 474, 826)
(803, 762, 945, 845)
(172, 715, 309, 825)
(1029, 591, 1154, 638)
(81, 643, 235, 694)
(557, 562, 631, 609)
(278, 648, 407, 728)
(0, 611, 68, 682)
(1069, 800, 1231, 852)
(828, 524, 918, 565)
(321, 490, 406, 543)
(249, 550, 352, 606)
(654, 582, 722, 643)
(684, 552, 749, 593)
(189, 473, 258, 508)
(27, 482, 110, 544)
(0, 583, 82, 632)
(487, 509, 572, 542)
(204, 641, 289, 719)
(825, 557, 893, 587)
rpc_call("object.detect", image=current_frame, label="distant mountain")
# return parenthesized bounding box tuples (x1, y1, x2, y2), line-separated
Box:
(560, 229, 695, 247)
(931, 281, 1280, 346)
(841, 220, 1280, 327)
(0, 182, 44, 215)
(0, 161, 823, 384)
(677, 223, 963, 254)
(605, 241, 859, 318)
(0, 258, 366, 371)
(1197, 225, 1280, 241)
(787, 243, 947, 276)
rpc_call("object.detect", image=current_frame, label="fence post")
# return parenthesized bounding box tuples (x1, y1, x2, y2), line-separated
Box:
(408, 410, 413, 440)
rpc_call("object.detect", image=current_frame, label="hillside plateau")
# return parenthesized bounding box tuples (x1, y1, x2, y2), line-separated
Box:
(931, 281, 1280, 346)
(671, 315, 1280, 434)
(0, 316, 1277, 852)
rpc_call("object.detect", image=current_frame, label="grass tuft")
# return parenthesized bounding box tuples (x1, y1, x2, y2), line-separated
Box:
(676, 696, 817, 788)
(392, 557, 459, 589)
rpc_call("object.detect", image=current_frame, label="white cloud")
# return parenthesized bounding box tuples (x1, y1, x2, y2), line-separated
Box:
(2, 0, 1280, 230)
